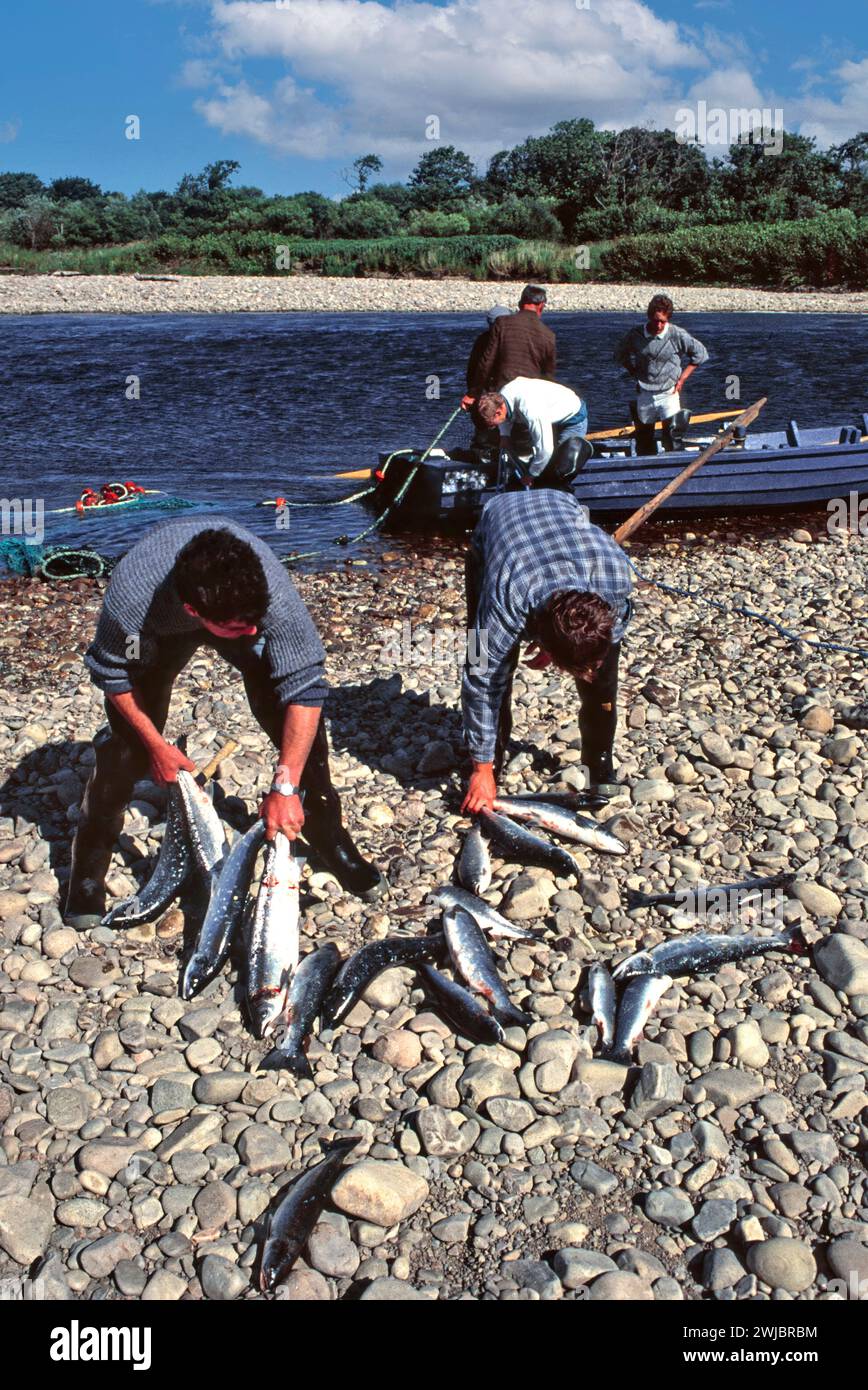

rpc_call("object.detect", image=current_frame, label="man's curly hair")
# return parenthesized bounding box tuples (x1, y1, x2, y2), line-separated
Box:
(174, 529, 269, 625)
(534, 590, 614, 672)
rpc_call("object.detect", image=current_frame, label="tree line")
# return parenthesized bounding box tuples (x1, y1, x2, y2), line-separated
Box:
(1, 118, 866, 253)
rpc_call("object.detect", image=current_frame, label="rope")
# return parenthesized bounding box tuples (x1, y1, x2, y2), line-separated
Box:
(626, 557, 868, 658)
(281, 405, 465, 564)
(270, 482, 379, 509)
(38, 548, 113, 581)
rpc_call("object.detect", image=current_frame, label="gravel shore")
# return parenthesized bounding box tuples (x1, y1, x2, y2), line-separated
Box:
(2, 273, 867, 316)
(0, 518, 867, 1303)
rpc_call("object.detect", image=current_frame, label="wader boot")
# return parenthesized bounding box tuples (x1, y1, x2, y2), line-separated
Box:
(63, 726, 149, 929)
(296, 719, 385, 902)
(576, 641, 623, 803)
(631, 402, 657, 457)
(660, 409, 691, 453)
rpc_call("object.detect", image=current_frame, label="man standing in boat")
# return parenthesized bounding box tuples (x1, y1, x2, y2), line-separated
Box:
(614, 294, 708, 455)
(462, 285, 557, 407)
(473, 376, 591, 485)
(63, 517, 384, 928)
(461, 486, 633, 812)
(464, 304, 511, 448)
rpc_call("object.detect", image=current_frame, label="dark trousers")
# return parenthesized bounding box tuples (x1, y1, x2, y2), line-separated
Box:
(465, 550, 621, 780)
(72, 634, 342, 888)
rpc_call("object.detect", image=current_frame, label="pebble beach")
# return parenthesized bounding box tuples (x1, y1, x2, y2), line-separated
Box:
(1, 273, 867, 316)
(1, 514, 867, 1303)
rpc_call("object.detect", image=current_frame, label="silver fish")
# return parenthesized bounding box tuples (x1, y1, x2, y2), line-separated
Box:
(102, 784, 190, 927)
(478, 808, 581, 879)
(246, 833, 301, 1039)
(175, 770, 228, 878)
(493, 797, 626, 855)
(429, 886, 540, 940)
(457, 822, 492, 893)
(611, 973, 672, 1065)
(442, 906, 533, 1030)
(588, 962, 616, 1056)
(418, 962, 505, 1045)
(625, 871, 797, 911)
(259, 944, 342, 1078)
(260, 1136, 360, 1291)
(181, 819, 266, 1000)
(612, 923, 807, 982)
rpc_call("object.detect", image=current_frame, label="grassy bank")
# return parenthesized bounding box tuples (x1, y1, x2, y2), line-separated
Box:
(1, 214, 863, 287)
(0, 235, 607, 281)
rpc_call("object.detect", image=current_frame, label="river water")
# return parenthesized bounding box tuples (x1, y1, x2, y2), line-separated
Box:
(1, 310, 866, 566)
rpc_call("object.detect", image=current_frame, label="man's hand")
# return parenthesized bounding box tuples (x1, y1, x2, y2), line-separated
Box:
(462, 764, 497, 813)
(149, 741, 197, 786)
(461, 394, 476, 411)
(260, 790, 305, 841)
(523, 642, 553, 671)
(673, 377, 687, 396)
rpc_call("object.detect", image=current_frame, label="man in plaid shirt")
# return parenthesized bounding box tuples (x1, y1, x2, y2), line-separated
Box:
(461, 489, 633, 811)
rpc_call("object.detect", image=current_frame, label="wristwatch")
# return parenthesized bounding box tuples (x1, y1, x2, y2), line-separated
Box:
(269, 780, 302, 797)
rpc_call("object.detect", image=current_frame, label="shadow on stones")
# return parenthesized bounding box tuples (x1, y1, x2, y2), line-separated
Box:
(324, 672, 557, 798)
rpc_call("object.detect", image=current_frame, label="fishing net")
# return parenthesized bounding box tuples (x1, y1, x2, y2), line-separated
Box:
(0, 538, 113, 581)
(0, 538, 47, 576)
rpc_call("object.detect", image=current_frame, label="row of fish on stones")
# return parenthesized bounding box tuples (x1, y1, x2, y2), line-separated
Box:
(100, 771, 808, 1076)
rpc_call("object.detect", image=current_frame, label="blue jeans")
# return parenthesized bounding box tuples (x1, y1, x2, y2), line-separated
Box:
(556, 401, 589, 442)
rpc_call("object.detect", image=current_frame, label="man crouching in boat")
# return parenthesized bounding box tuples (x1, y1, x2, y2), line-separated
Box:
(461, 485, 633, 813)
(614, 293, 708, 455)
(473, 376, 591, 487)
(63, 518, 383, 928)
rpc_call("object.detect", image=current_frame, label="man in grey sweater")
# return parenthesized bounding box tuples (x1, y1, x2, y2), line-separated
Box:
(614, 293, 708, 454)
(63, 517, 383, 928)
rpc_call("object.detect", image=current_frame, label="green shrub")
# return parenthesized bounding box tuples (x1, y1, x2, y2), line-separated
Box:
(599, 210, 867, 287)
(407, 210, 472, 237)
(334, 198, 401, 239)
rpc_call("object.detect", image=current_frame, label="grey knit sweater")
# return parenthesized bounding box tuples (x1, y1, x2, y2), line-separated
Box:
(85, 516, 327, 708)
(614, 323, 708, 392)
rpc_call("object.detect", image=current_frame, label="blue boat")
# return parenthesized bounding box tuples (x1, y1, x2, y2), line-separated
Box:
(369, 413, 868, 527)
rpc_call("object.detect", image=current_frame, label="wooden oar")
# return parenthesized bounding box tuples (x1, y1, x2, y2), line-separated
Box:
(587, 409, 737, 442)
(330, 410, 739, 478)
(613, 397, 767, 545)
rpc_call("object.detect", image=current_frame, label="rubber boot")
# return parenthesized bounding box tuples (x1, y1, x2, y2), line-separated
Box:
(296, 720, 385, 902)
(63, 727, 145, 929)
(661, 409, 691, 453)
(536, 435, 592, 489)
(633, 422, 657, 456)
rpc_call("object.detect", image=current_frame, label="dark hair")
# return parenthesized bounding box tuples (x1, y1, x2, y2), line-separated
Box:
(475, 391, 507, 427)
(519, 284, 547, 307)
(648, 293, 674, 318)
(534, 590, 614, 670)
(174, 528, 269, 625)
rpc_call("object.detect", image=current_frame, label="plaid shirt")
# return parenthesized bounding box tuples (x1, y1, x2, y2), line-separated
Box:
(462, 491, 634, 763)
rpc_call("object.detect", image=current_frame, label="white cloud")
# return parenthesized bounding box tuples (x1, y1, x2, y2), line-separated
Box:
(186, 0, 865, 167)
(792, 58, 868, 147)
(192, 0, 718, 165)
(0, 118, 20, 144)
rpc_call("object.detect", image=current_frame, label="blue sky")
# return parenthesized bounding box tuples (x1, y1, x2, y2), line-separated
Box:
(1, 0, 865, 198)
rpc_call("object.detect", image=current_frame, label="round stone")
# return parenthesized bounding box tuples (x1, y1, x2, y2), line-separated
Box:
(747, 1238, 817, 1293)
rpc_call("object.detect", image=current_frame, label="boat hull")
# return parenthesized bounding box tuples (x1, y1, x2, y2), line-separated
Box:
(367, 436, 868, 529)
